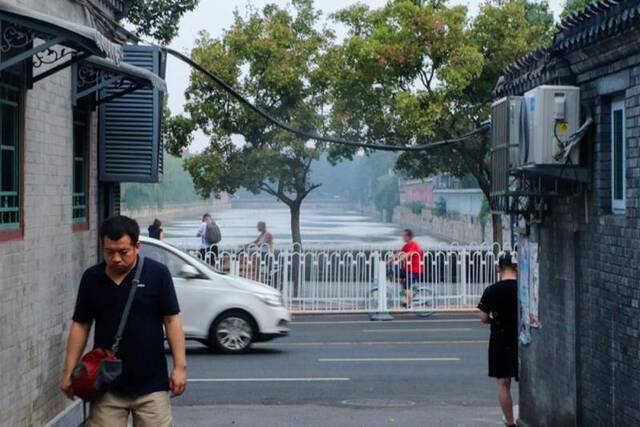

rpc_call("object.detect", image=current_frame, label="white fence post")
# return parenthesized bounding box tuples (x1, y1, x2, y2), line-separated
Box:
(369, 255, 394, 321)
(461, 248, 468, 308)
(188, 244, 493, 314)
(281, 252, 290, 308)
(230, 254, 239, 277)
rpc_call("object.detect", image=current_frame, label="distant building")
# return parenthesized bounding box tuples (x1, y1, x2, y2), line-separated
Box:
(399, 175, 485, 217)
(0, 1, 166, 425)
(432, 188, 484, 216)
(399, 179, 433, 206)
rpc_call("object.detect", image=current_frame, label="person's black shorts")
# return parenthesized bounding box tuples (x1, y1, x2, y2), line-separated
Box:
(200, 246, 219, 264)
(488, 329, 518, 379)
(387, 265, 421, 290)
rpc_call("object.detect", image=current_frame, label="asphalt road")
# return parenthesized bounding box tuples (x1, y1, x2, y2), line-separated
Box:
(170, 313, 516, 427)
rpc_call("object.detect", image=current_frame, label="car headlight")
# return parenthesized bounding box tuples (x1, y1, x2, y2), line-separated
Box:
(257, 293, 284, 307)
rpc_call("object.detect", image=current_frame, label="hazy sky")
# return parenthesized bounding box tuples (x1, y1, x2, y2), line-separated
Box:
(166, 0, 566, 152)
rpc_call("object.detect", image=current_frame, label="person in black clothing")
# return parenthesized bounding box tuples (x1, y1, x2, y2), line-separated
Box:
(148, 218, 164, 240)
(478, 250, 518, 427)
(60, 216, 186, 426)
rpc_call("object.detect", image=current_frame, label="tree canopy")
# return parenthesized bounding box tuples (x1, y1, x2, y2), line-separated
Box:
(323, 0, 554, 242)
(125, 0, 200, 44)
(166, 0, 557, 244)
(561, 0, 595, 18)
(165, 0, 353, 244)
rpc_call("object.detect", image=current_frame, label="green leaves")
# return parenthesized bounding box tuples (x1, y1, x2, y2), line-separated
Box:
(169, 1, 336, 208)
(166, 0, 556, 220)
(125, 0, 200, 44)
(561, 0, 595, 18)
(326, 0, 554, 199)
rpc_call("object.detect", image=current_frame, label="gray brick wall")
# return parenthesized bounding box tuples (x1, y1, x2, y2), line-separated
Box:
(0, 1, 103, 425)
(517, 34, 640, 427)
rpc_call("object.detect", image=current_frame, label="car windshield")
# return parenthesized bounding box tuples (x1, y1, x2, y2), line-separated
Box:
(140, 240, 227, 277)
(165, 242, 228, 276)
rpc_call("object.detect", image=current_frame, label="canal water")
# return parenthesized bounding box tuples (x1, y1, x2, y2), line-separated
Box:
(161, 206, 445, 249)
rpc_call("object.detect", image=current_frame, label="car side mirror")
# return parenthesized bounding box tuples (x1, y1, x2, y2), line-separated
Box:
(180, 264, 200, 279)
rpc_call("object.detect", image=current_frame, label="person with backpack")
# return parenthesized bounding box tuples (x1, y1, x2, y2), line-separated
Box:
(196, 213, 222, 263)
(59, 216, 186, 426)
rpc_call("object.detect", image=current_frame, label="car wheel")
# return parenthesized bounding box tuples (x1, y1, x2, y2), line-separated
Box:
(210, 311, 256, 354)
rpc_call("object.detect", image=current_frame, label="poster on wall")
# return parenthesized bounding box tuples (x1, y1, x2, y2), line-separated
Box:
(518, 236, 532, 345)
(529, 242, 540, 328)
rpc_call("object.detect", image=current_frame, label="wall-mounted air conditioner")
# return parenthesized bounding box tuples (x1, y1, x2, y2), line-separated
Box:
(521, 86, 580, 166)
(492, 96, 523, 168)
(490, 96, 522, 211)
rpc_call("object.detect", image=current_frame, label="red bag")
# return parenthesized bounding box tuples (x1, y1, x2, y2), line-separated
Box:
(71, 257, 144, 401)
(71, 349, 121, 401)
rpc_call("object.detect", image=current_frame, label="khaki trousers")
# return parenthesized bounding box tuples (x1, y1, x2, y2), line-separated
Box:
(87, 391, 173, 427)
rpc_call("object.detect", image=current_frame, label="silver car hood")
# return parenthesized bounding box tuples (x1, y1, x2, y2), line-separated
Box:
(204, 269, 282, 296)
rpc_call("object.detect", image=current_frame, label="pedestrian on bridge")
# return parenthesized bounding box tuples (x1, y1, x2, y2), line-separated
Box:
(478, 250, 518, 427)
(148, 218, 164, 240)
(197, 213, 222, 263)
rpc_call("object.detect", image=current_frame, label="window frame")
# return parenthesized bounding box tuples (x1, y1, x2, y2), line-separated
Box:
(611, 97, 626, 214)
(72, 108, 91, 231)
(0, 72, 23, 241)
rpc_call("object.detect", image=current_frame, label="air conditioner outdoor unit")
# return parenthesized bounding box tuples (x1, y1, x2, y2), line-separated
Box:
(490, 96, 522, 211)
(521, 85, 580, 166)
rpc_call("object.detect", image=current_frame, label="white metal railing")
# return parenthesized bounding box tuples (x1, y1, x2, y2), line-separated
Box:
(187, 244, 500, 314)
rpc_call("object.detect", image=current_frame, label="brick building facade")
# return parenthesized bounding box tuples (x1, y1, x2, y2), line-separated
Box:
(0, 1, 165, 425)
(494, 1, 640, 425)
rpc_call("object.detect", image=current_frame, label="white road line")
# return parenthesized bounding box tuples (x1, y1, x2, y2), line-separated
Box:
(362, 328, 473, 333)
(254, 340, 487, 347)
(318, 357, 460, 362)
(292, 319, 478, 325)
(189, 377, 350, 383)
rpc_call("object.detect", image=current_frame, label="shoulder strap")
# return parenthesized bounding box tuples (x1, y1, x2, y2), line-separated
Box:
(112, 256, 145, 354)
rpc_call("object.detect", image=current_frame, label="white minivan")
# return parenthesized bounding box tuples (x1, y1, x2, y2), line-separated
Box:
(139, 236, 291, 354)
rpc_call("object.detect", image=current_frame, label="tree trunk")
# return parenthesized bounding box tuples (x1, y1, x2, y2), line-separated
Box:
(289, 202, 302, 298)
(290, 203, 302, 247)
(491, 213, 503, 247)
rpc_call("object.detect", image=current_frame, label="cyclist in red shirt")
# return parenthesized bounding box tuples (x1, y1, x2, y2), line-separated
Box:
(387, 229, 424, 307)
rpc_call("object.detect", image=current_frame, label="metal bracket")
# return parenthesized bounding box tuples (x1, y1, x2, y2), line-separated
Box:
(73, 60, 149, 106)
(1, 21, 90, 83)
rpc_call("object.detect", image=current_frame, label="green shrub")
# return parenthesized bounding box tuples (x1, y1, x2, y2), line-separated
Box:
(433, 197, 447, 217)
(405, 201, 425, 215)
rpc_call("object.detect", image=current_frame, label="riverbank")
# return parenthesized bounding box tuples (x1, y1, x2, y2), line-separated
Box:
(393, 206, 509, 244)
(122, 200, 231, 227)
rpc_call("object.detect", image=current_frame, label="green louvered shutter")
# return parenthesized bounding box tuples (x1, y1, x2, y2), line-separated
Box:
(99, 45, 166, 182)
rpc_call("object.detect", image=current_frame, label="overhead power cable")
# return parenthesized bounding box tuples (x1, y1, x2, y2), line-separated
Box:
(164, 47, 490, 152)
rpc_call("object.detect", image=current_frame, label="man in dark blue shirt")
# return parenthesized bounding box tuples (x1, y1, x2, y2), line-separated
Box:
(60, 216, 187, 426)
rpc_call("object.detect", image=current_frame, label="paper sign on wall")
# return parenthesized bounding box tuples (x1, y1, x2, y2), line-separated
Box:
(529, 242, 540, 328)
(518, 236, 541, 345)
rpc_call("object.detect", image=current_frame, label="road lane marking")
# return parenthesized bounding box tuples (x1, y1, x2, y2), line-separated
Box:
(254, 339, 487, 347)
(292, 319, 478, 325)
(362, 328, 473, 333)
(189, 377, 350, 383)
(318, 357, 460, 362)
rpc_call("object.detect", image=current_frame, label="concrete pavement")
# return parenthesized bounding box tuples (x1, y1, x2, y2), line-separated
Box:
(169, 313, 515, 426)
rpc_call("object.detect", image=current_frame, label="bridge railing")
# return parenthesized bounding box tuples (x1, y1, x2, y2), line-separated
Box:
(184, 244, 500, 313)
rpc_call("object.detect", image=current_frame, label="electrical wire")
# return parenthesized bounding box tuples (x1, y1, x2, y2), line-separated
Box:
(164, 47, 490, 152)
(66, 4, 490, 152)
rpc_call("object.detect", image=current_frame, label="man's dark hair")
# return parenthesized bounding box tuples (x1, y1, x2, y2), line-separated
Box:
(202, 213, 211, 221)
(100, 215, 140, 245)
(403, 229, 414, 239)
(498, 250, 517, 269)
